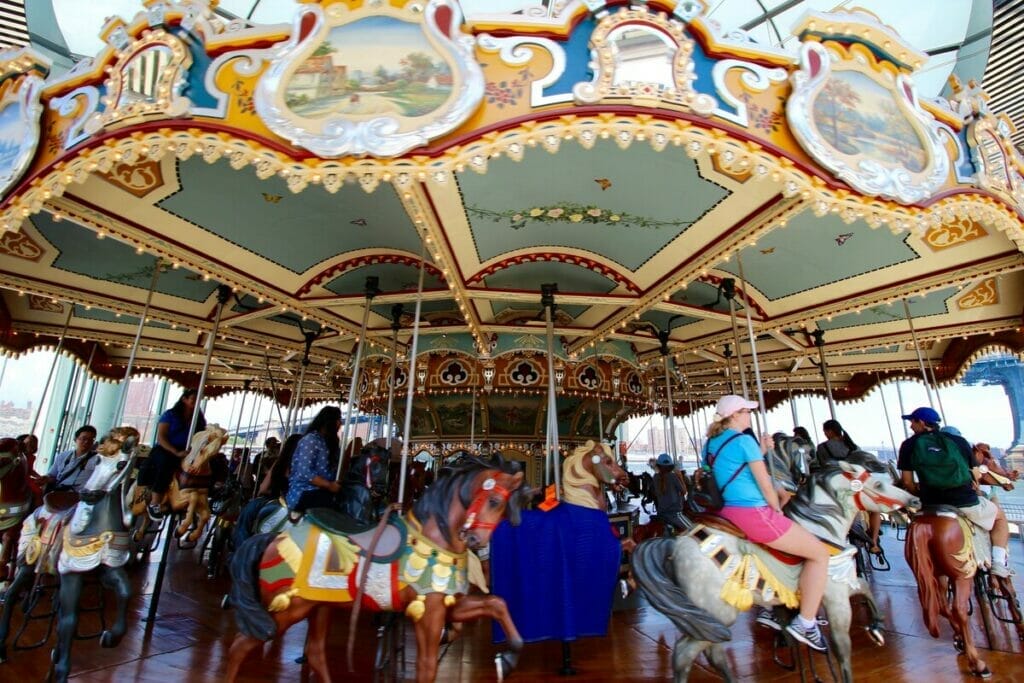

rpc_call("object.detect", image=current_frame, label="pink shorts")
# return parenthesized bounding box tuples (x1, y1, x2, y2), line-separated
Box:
(718, 505, 793, 543)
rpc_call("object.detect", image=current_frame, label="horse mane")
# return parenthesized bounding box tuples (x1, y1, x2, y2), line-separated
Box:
(411, 453, 526, 545)
(845, 449, 887, 473)
(785, 463, 849, 541)
(562, 440, 606, 508)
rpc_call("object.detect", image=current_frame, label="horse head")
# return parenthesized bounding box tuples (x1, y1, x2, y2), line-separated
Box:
(973, 444, 1018, 489)
(81, 427, 140, 504)
(183, 424, 228, 473)
(0, 436, 25, 483)
(457, 467, 526, 551)
(833, 460, 921, 514)
(770, 433, 812, 492)
(356, 443, 391, 500)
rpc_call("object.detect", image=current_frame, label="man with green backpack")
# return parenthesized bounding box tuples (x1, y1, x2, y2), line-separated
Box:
(897, 406, 1013, 577)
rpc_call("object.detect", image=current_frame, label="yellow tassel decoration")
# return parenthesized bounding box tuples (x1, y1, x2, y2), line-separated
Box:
(406, 595, 427, 622)
(444, 595, 457, 607)
(268, 588, 298, 613)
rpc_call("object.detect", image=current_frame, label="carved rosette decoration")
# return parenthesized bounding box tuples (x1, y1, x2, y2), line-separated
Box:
(255, 0, 484, 158)
(786, 40, 949, 204)
(573, 7, 715, 114)
(0, 50, 48, 201)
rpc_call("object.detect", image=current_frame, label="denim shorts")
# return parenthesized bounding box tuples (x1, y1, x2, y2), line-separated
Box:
(719, 505, 793, 543)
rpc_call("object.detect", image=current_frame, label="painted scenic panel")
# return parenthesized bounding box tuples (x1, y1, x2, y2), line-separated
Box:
(433, 396, 482, 436)
(0, 100, 26, 184)
(811, 70, 927, 173)
(486, 396, 539, 436)
(285, 15, 453, 119)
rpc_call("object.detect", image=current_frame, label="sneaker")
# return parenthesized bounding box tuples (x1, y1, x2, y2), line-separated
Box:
(785, 617, 828, 652)
(755, 607, 782, 631)
(147, 504, 165, 521)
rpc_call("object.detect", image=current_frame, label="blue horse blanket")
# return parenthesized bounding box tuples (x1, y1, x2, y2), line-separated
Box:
(490, 502, 621, 643)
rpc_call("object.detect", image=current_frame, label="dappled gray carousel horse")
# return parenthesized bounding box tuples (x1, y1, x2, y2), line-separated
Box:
(633, 461, 920, 683)
(0, 427, 138, 682)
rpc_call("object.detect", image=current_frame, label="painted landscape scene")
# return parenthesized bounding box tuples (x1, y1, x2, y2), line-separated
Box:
(285, 15, 453, 119)
(811, 70, 927, 172)
(0, 100, 26, 185)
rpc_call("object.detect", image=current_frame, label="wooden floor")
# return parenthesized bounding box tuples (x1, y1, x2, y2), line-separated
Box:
(1, 527, 1021, 682)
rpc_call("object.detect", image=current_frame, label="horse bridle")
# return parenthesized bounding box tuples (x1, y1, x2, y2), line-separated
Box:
(460, 475, 513, 536)
(842, 469, 906, 510)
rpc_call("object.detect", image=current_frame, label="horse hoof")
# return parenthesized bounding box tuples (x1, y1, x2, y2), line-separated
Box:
(495, 650, 519, 681)
(100, 631, 121, 648)
(866, 625, 885, 647)
(954, 637, 965, 654)
(973, 667, 992, 679)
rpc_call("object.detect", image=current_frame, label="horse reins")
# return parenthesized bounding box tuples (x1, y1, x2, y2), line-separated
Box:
(842, 469, 906, 511)
(461, 476, 513, 535)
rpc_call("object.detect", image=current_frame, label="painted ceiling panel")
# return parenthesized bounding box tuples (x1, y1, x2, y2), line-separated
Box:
(490, 301, 588, 320)
(73, 304, 171, 329)
(816, 286, 957, 331)
(31, 213, 219, 303)
(159, 158, 423, 274)
(325, 262, 445, 296)
(459, 141, 729, 270)
(482, 260, 619, 295)
(719, 212, 919, 300)
(640, 310, 701, 332)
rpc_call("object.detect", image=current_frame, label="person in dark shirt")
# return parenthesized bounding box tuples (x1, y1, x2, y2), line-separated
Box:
(650, 452, 689, 532)
(140, 388, 206, 520)
(898, 407, 1012, 577)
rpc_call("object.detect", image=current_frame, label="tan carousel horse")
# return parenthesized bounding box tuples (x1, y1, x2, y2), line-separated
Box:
(226, 456, 530, 683)
(561, 440, 630, 511)
(129, 425, 228, 543)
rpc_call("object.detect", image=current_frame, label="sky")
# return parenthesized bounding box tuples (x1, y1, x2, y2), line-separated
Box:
(2, 350, 1015, 453)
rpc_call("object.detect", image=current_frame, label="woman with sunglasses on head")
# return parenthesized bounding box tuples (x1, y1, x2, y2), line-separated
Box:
(705, 394, 830, 651)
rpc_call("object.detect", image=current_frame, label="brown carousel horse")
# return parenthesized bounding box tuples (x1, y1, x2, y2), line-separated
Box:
(226, 455, 530, 683)
(128, 425, 228, 543)
(0, 437, 32, 588)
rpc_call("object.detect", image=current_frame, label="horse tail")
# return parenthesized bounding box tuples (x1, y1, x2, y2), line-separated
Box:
(905, 521, 942, 638)
(630, 537, 731, 643)
(229, 532, 278, 641)
(233, 497, 271, 549)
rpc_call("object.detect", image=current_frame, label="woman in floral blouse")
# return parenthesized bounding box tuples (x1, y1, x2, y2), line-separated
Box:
(285, 406, 342, 512)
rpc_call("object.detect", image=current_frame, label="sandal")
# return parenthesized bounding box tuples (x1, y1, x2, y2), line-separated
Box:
(868, 545, 883, 555)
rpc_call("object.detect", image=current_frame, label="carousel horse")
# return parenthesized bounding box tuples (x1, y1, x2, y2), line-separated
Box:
(338, 441, 391, 526)
(0, 427, 139, 681)
(226, 455, 530, 683)
(632, 461, 920, 683)
(205, 476, 244, 579)
(489, 440, 628, 648)
(128, 425, 229, 543)
(0, 437, 32, 588)
(625, 468, 653, 512)
(388, 459, 431, 511)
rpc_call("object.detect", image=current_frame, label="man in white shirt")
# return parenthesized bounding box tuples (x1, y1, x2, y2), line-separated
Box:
(45, 425, 98, 493)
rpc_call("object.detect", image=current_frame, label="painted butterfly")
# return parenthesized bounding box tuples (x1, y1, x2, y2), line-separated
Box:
(760, 247, 775, 255)
(350, 218, 368, 226)
(262, 193, 282, 203)
(835, 233, 853, 245)
(594, 178, 612, 190)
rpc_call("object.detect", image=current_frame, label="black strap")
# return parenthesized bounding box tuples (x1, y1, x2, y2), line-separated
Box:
(704, 433, 749, 497)
(54, 450, 96, 488)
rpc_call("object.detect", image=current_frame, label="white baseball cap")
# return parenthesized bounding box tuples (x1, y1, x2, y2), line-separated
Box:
(714, 394, 759, 420)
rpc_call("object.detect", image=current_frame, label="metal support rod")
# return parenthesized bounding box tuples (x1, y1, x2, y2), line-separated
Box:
(902, 298, 936, 409)
(30, 306, 74, 438)
(338, 277, 379, 479)
(594, 347, 604, 440)
(895, 379, 910, 438)
(926, 356, 948, 422)
(875, 373, 899, 458)
(726, 299, 750, 398)
(807, 397, 820, 443)
(677, 356, 700, 456)
(262, 350, 286, 431)
(51, 359, 79, 457)
(0, 355, 7, 393)
(542, 284, 561, 497)
(736, 254, 771, 478)
(469, 389, 476, 451)
(232, 381, 251, 483)
(290, 362, 308, 434)
(249, 393, 269, 489)
(723, 345, 736, 395)
(785, 375, 799, 429)
(663, 356, 678, 459)
(397, 246, 427, 508)
(384, 305, 402, 448)
(113, 263, 163, 426)
(147, 284, 230, 625)
(812, 330, 837, 420)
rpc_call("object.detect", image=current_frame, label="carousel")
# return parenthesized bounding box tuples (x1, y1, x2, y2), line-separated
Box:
(0, 0, 1021, 681)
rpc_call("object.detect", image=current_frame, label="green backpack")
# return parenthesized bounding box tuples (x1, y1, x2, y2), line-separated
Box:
(911, 432, 972, 490)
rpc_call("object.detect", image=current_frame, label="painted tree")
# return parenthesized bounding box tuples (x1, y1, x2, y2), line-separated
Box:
(817, 77, 861, 148)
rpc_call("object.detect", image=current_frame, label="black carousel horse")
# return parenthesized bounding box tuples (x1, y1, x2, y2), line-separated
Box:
(0, 427, 138, 683)
(338, 442, 391, 526)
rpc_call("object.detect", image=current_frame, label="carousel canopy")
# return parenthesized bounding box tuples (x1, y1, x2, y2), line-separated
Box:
(0, 0, 1021, 442)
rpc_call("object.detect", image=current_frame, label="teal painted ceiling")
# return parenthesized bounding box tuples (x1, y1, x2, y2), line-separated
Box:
(640, 310, 701, 332)
(720, 213, 919, 300)
(490, 300, 589, 320)
(73, 304, 171, 329)
(458, 141, 729, 271)
(325, 263, 445, 296)
(32, 212, 218, 303)
(816, 286, 957, 331)
(159, 158, 424, 274)
(482, 261, 619, 295)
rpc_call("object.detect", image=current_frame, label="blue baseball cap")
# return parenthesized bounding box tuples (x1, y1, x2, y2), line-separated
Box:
(656, 453, 673, 466)
(902, 406, 941, 423)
